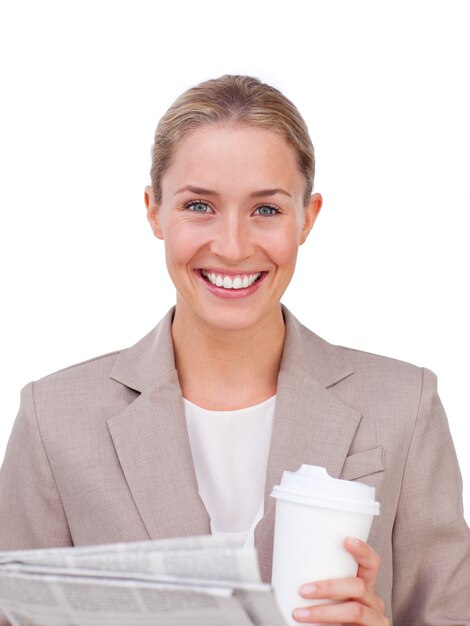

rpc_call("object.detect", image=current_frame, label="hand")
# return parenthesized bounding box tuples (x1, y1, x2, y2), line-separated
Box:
(292, 538, 389, 625)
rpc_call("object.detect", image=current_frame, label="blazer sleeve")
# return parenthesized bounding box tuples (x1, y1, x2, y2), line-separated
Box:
(0, 382, 72, 550)
(0, 382, 73, 625)
(391, 368, 470, 625)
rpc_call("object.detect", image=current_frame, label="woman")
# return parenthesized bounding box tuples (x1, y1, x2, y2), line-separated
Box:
(0, 75, 469, 625)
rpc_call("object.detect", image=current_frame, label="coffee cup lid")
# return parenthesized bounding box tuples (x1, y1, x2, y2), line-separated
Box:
(270, 465, 380, 516)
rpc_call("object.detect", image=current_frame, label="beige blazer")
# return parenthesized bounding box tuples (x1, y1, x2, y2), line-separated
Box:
(0, 307, 469, 625)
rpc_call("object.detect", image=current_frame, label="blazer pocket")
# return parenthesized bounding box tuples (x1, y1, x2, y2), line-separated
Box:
(341, 446, 385, 481)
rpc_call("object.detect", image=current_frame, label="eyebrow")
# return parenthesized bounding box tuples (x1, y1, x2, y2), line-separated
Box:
(174, 185, 292, 198)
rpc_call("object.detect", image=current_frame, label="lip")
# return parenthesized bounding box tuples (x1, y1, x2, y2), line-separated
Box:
(194, 269, 268, 299)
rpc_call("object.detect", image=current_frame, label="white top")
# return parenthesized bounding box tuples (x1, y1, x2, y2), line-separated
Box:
(184, 395, 276, 547)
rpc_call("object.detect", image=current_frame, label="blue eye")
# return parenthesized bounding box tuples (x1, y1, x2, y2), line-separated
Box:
(186, 201, 212, 213)
(254, 205, 279, 216)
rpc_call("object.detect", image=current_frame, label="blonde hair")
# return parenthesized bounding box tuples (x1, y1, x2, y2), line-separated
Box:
(150, 75, 315, 206)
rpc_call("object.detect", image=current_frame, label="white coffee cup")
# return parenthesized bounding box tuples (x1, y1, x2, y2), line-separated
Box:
(270, 465, 380, 626)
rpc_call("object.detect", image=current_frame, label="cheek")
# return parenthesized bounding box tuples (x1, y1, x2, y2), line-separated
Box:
(163, 226, 202, 267)
(267, 230, 300, 267)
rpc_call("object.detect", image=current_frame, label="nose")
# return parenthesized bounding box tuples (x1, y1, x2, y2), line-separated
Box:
(209, 211, 255, 265)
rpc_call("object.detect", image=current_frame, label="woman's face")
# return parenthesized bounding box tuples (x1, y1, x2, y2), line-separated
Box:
(145, 124, 322, 333)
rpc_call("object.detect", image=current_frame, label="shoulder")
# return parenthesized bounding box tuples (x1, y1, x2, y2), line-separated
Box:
(287, 307, 426, 391)
(35, 349, 121, 387)
(337, 343, 432, 416)
(30, 307, 176, 400)
(340, 343, 424, 383)
(25, 309, 176, 427)
(27, 349, 135, 430)
(30, 348, 123, 404)
(290, 314, 445, 459)
(284, 309, 435, 429)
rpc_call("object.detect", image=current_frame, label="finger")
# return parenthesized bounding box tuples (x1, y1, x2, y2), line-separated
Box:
(298, 576, 384, 612)
(344, 537, 381, 587)
(293, 600, 389, 626)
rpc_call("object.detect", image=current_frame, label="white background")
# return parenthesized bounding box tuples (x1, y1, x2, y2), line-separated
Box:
(0, 0, 469, 521)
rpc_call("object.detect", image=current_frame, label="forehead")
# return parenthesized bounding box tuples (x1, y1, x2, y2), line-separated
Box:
(161, 124, 305, 202)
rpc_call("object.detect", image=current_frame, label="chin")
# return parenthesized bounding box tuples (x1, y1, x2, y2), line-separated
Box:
(196, 302, 281, 334)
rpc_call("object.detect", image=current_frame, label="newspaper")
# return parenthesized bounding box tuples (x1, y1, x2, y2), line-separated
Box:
(0, 535, 287, 626)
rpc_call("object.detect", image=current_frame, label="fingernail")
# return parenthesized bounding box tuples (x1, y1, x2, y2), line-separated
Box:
(299, 583, 316, 596)
(293, 608, 310, 620)
(347, 537, 360, 546)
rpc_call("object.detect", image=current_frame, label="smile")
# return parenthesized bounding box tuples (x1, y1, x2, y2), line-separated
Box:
(200, 270, 263, 290)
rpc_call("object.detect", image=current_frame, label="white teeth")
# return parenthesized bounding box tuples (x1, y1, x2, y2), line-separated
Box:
(202, 271, 262, 289)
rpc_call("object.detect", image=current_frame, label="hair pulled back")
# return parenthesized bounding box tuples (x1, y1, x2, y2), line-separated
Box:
(150, 75, 315, 207)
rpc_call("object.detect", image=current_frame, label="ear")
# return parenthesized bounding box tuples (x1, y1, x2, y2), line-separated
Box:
(145, 185, 164, 240)
(299, 192, 322, 245)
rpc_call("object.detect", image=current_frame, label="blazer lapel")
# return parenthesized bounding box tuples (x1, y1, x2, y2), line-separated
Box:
(255, 308, 362, 582)
(105, 305, 361, 583)
(107, 309, 210, 540)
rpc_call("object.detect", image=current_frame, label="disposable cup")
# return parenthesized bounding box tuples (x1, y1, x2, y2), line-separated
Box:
(270, 465, 380, 626)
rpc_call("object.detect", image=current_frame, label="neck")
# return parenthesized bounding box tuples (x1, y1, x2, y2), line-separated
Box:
(171, 303, 285, 410)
